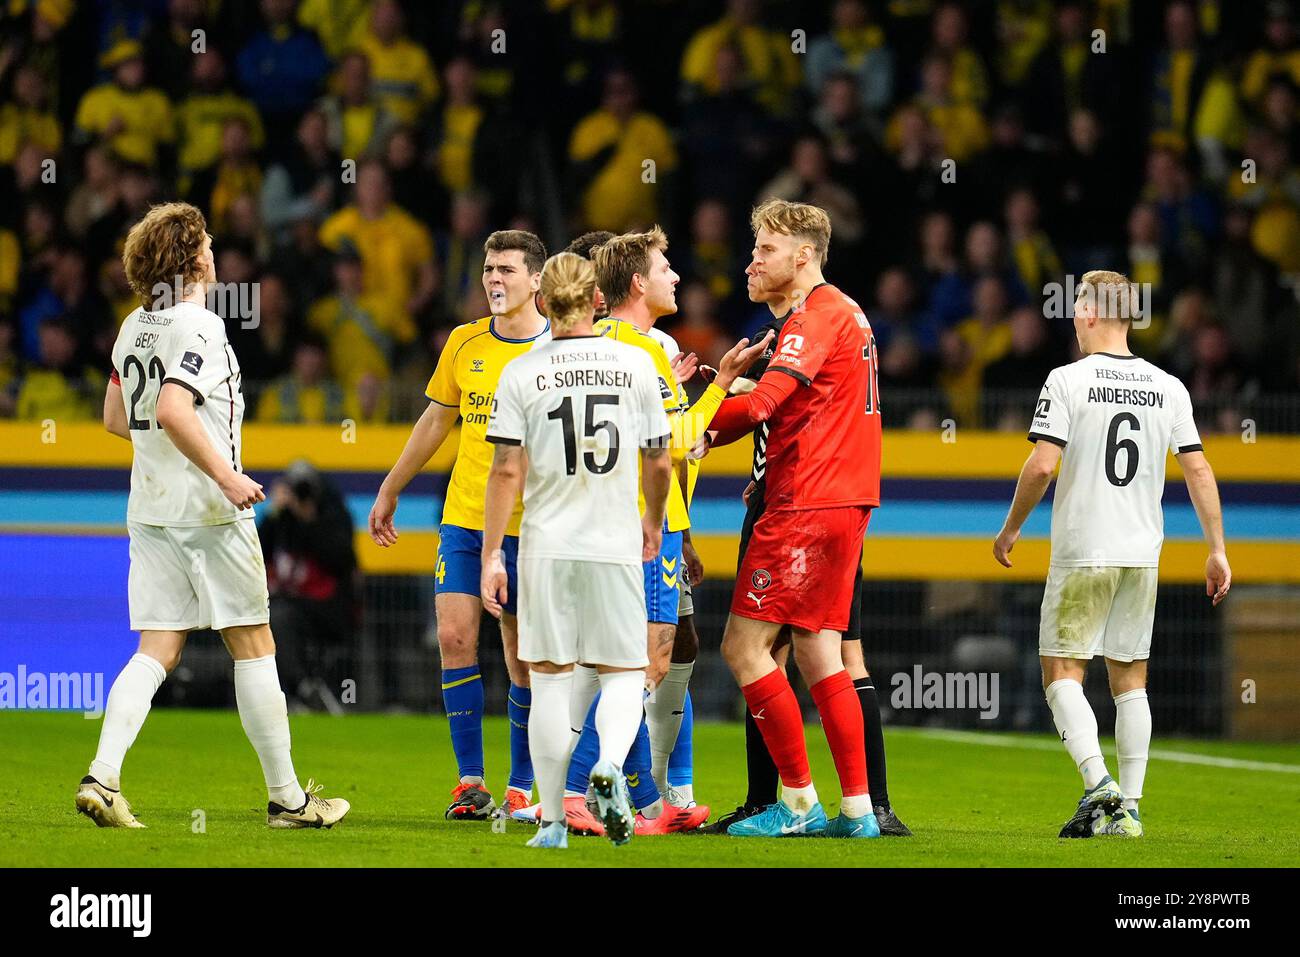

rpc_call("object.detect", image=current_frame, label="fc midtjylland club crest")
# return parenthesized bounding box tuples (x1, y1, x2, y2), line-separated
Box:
(751, 569, 772, 591)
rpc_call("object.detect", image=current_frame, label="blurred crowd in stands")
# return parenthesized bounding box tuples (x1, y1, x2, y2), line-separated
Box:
(2, 0, 1299, 429)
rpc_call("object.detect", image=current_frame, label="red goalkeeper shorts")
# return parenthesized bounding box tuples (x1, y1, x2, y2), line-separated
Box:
(731, 504, 871, 634)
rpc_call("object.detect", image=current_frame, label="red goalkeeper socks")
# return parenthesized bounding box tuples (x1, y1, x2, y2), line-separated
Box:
(811, 670, 869, 797)
(740, 669, 811, 789)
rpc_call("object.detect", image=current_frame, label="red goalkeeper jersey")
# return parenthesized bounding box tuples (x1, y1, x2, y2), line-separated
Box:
(758, 282, 881, 511)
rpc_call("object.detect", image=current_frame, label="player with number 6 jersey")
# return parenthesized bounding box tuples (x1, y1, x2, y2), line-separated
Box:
(994, 269, 1231, 840)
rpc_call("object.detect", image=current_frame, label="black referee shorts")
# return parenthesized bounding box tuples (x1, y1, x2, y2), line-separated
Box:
(737, 494, 864, 641)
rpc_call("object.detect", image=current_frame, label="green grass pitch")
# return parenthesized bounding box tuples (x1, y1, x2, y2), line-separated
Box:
(3, 710, 1297, 867)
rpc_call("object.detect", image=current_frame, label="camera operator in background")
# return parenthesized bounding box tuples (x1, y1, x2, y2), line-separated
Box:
(258, 460, 359, 710)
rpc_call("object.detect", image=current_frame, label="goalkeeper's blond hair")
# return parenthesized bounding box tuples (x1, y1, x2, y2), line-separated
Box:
(750, 199, 832, 267)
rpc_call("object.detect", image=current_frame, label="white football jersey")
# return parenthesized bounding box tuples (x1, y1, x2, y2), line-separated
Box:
(646, 326, 680, 361)
(1029, 352, 1202, 567)
(487, 334, 671, 564)
(111, 300, 249, 527)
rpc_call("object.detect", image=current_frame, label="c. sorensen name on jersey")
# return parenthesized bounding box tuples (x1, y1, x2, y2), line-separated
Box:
(1087, 386, 1165, 407)
(537, 368, 634, 391)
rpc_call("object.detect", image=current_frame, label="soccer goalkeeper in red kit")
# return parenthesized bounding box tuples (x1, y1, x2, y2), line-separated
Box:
(708, 200, 882, 839)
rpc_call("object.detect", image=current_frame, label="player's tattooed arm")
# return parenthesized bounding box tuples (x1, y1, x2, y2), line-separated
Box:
(103, 377, 129, 440)
(481, 443, 526, 619)
(639, 446, 672, 562)
(370, 401, 459, 547)
(994, 440, 1062, 567)
(649, 623, 675, 688)
(1178, 449, 1231, 605)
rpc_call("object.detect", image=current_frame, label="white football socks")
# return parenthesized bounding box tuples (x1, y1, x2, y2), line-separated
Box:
(569, 663, 601, 748)
(233, 655, 304, 809)
(1046, 678, 1109, 789)
(561, 665, 602, 799)
(595, 670, 645, 770)
(528, 670, 576, 825)
(1114, 687, 1151, 811)
(646, 660, 693, 796)
(89, 652, 168, 789)
(782, 783, 819, 814)
(840, 793, 873, 819)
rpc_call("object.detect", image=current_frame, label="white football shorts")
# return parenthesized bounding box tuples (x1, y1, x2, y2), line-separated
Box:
(1039, 564, 1158, 662)
(127, 519, 270, 632)
(517, 556, 648, 668)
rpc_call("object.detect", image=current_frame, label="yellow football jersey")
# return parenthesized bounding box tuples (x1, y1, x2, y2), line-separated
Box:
(426, 316, 550, 534)
(674, 378, 703, 510)
(685, 456, 700, 507)
(594, 317, 694, 531)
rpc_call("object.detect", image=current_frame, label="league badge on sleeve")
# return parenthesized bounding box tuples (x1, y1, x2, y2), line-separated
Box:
(180, 351, 204, 376)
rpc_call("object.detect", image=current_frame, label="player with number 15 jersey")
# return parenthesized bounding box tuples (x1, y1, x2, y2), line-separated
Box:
(486, 329, 670, 667)
(481, 252, 674, 848)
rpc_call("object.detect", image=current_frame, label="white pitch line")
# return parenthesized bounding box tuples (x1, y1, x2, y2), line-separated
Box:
(903, 728, 1300, 775)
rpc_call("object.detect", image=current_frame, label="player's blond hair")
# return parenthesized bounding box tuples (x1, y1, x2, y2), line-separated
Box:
(540, 252, 597, 333)
(122, 202, 209, 307)
(593, 225, 668, 310)
(750, 199, 832, 267)
(1077, 269, 1138, 323)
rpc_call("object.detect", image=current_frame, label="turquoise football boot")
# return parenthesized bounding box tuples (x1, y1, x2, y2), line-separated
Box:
(727, 800, 828, 837)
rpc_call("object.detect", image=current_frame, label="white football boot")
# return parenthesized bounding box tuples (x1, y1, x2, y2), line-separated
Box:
(75, 776, 146, 828)
(267, 779, 351, 829)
